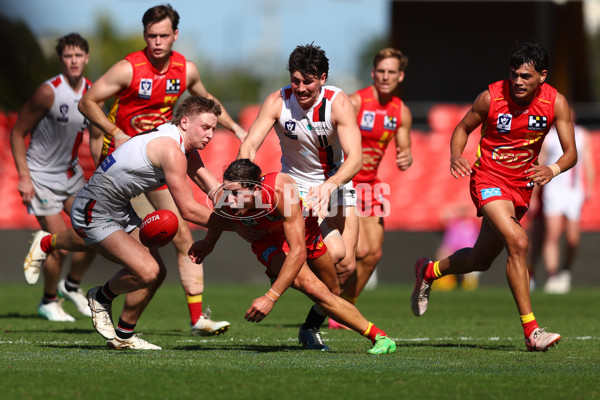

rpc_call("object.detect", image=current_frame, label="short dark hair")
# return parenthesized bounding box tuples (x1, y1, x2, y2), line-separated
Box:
(223, 159, 262, 189)
(373, 48, 408, 71)
(510, 41, 549, 73)
(55, 33, 89, 57)
(142, 4, 179, 32)
(287, 43, 329, 80)
(171, 96, 221, 125)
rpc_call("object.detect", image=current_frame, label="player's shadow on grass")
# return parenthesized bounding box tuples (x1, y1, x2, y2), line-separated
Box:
(172, 343, 299, 352)
(396, 342, 514, 351)
(43, 343, 108, 350)
(0, 312, 42, 319)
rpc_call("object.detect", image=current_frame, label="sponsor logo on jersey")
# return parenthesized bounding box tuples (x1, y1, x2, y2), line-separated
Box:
(57, 104, 69, 123)
(138, 79, 153, 99)
(383, 115, 397, 130)
(492, 146, 534, 169)
(481, 187, 501, 200)
(284, 120, 297, 139)
(528, 115, 547, 131)
(131, 113, 169, 133)
(166, 79, 180, 94)
(360, 111, 375, 131)
(496, 113, 512, 133)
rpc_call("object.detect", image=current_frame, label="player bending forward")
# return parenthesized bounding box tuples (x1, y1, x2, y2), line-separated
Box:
(189, 159, 396, 354)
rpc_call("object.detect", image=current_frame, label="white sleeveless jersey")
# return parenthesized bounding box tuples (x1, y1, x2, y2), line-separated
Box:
(274, 85, 344, 191)
(544, 125, 585, 191)
(26, 74, 91, 175)
(78, 123, 185, 209)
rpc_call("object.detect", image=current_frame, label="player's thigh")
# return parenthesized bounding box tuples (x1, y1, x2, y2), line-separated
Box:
(307, 253, 339, 294)
(36, 213, 69, 234)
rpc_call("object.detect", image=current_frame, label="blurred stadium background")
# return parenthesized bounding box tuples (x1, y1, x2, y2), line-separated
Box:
(1, 1, 599, 286)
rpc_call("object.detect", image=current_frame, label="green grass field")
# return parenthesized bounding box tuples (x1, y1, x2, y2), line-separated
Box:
(1, 283, 598, 400)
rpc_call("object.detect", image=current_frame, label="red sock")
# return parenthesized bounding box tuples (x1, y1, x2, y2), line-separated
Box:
(363, 322, 387, 344)
(521, 312, 539, 337)
(423, 261, 437, 282)
(40, 234, 54, 253)
(187, 294, 203, 325)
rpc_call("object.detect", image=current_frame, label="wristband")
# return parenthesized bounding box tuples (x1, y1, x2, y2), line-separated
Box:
(549, 163, 561, 177)
(265, 291, 278, 303)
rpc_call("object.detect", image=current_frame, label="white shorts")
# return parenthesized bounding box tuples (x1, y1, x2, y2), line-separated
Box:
(542, 184, 584, 221)
(27, 168, 86, 216)
(298, 180, 357, 211)
(70, 196, 142, 245)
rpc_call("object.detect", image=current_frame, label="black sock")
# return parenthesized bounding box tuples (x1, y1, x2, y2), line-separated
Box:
(95, 282, 116, 304)
(115, 317, 136, 340)
(64, 275, 80, 292)
(42, 293, 58, 304)
(301, 305, 326, 330)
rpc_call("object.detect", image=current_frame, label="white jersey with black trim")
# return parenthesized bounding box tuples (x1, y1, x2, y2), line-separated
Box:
(544, 125, 585, 191)
(77, 123, 185, 209)
(274, 85, 344, 191)
(26, 74, 91, 175)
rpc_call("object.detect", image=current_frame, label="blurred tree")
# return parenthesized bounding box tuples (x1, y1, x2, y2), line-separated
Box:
(0, 15, 52, 110)
(355, 36, 389, 88)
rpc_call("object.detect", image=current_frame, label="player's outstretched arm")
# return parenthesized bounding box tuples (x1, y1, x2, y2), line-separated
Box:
(237, 90, 281, 161)
(79, 60, 132, 147)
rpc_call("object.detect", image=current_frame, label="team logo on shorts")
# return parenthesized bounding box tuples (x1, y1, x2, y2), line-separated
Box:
(528, 115, 547, 131)
(383, 115, 397, 130)
(284, 120, 297, 140)
(360, 111, 375, 131)
(165, 79, 180, 94)
(496, 113, 512, 133)
(138, 79, 153, 99)
(481, 187, 502, 200)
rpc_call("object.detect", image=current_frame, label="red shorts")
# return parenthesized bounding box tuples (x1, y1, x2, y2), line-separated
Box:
(251, 217, 327, 278)
(470, 169, 533, 220)
(353, 178, 389, 217)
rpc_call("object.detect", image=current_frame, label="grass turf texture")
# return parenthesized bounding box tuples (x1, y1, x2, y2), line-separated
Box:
(1, 283, 598, 400)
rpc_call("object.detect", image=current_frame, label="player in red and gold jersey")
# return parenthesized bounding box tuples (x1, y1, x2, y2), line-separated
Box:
(79, 5, 246, 336)
(410, 41, 577, 351)
(338, 49, 412, 318)
(189, 159, 396, 354)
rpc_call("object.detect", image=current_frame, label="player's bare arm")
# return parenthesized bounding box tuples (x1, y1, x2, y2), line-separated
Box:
(10, 83, 54, 205)
(78, 59, 133, 147)
(307, 91, 362, 217)
(245, 174, 307, 323)
(186, 62, 247, 141)
(526, 94, 577, 186)
(148, 137, 213, 227)
(395, 102, 413, 171)
(186, 149, 220, 197)
(237, 90, 283, 161)
(450, 90, 489, 179)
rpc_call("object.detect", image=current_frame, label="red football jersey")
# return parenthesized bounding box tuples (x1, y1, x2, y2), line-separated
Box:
(474, 80, 557, 187)
(353, 86, 403, 183)
(226, 173, 321, 253)
(109, 49, 187, 136)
